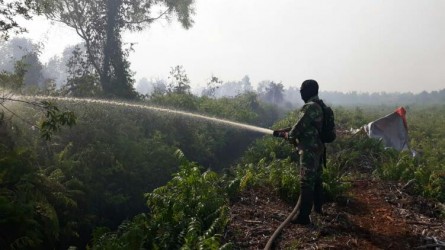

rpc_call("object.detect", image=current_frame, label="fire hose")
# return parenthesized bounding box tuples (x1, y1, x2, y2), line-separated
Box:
(264, 196, 301, 250)
(264, 128, 300, 249)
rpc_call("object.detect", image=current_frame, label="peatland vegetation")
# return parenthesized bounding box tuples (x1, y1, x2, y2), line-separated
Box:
(1, 75, 445, 249)
(1, 1, 444, 249)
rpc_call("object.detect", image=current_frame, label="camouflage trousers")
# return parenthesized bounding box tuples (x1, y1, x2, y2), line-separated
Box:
(298, 148, 323, 191)
(295, 148, 324, 221)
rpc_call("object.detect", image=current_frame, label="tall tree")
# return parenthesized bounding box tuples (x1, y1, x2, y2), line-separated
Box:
(38, 0, 195, 99)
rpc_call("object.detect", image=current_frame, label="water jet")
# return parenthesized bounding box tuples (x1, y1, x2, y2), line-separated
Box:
(19, 95, 274, 135)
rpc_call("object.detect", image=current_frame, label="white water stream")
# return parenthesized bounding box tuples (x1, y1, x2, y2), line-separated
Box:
(23, 96, 274, 135)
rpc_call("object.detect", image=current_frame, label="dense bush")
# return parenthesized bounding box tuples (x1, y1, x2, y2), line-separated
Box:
(0, 92, 282, 248)
(2, 90, 445, 249)
(373, 106, 445, 202)
(91, 152, 232, 249)
(331, 105, 445, 204)
(0, 129, 78, 249)
(232, 110, 357, 204)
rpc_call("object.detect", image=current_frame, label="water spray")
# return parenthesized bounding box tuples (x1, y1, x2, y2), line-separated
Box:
(19, 95, 274, 135)
(12, 95, 296, 249)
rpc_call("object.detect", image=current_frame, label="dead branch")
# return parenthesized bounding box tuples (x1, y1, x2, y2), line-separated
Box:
(402, 179, 416, 190)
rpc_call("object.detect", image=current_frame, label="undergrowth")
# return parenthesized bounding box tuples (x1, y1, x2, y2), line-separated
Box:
(91, 150, 233, 250)
(90, 105, 445, 248)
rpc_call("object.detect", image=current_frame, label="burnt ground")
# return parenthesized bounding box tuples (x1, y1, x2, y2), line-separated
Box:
(224, 178, 445, 249)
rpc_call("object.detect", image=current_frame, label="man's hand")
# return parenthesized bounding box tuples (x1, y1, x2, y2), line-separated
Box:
(273, 127, 291, 138)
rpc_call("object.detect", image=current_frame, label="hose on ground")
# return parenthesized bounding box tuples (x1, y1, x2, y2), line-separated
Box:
(263, 196, 301, 250)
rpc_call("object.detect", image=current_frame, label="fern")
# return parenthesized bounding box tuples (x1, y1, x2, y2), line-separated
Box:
(93, 156, 230, 249)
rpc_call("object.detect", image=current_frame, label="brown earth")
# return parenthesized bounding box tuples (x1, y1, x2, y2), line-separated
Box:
(224, 178, 445, 249)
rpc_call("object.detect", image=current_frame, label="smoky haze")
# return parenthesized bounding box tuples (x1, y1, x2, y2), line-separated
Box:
(10, 0, 445, 94)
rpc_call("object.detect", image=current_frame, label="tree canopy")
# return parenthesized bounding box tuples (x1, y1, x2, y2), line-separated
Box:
(0, 0, 36, 40)
(37, 0, 195, 99)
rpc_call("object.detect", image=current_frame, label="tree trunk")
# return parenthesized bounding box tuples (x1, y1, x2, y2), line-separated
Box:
(101, 0, 136, 99)
(101, 0, 119, 96)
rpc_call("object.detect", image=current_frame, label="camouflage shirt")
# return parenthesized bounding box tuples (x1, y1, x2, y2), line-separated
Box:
(288, 95, 324, 152)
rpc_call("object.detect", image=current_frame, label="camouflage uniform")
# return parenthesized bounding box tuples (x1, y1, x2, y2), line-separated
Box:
(288, 95, 325, 222)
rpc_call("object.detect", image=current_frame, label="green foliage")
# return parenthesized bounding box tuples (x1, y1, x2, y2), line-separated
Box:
(322, 163, 352, 202)
(40, 101, 76, 140)
(234, 150, 301, 203)
(89, 214, 149, 250)
(38, 0, 195, 99)
(226, 178, 241, 201)
(267, 159, 300, 203)
(149, 91, 276, 126)
(0, 144, 78, 250)
(241, 136, 295, 164)
(145, 157, 227, 249)
(376, 150, 445, 202)
(198, 95, 258, 123)
(373, 105, 445, 202)
(147, 92, 282, 168)
(0, 39, 52, 93)
(62, 46, 102, 97)
(377, 152, 416, 181)
(150, 92, 199, 111)
(0, 0, 34, 40)
(1, 91, 279, 248)
(235, 140, 351, 204)
(91, 155, 229, 250)
(329, 132, 396, 174)
(326, 105, 445, 203)
(234, 109, 358, 203)
(2, 87, 444, 250)
(0, 58, 27, 90)
(168, 65, 191, 94)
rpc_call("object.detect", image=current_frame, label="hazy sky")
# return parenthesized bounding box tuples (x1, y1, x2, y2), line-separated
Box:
(18, 0, 445, 93)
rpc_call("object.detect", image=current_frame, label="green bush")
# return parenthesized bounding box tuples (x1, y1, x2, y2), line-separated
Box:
(91, 152, 231, 249)
(372, 105, 445, 202)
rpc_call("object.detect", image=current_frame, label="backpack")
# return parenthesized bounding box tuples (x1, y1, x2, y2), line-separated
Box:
(313, 99, 336, 143)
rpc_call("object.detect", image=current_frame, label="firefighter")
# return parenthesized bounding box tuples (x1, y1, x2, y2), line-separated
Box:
(285, 79, 324, 225)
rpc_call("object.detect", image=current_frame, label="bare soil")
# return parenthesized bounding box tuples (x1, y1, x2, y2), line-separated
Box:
(224, 178, 445, 249)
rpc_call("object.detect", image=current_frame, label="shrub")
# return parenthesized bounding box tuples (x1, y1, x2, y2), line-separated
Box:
(91, 152, 231, 249)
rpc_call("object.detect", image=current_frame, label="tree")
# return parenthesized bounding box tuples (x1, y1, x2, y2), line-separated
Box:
(0, 37, 35, 71)
(0, 0, 37, 40)
(201, 75, 222, 98)
(38, 0, 195, 99)
(42, 45, 77, 88)
(263, 81, 284, 104)
(213, 75, 253, 98)
(0, 37, 54, 90)
(167, 65, 190, 94)
(61, 45, 101, 97)
(21, 50, 45, 88)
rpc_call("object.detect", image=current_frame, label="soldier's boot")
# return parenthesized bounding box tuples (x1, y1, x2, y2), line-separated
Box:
(292, 188, 314, 225)
(313, 181, 324, 215)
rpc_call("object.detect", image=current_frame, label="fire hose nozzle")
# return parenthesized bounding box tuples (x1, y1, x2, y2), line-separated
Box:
(273, 131, 285, 137)
(273, 127, 291, 138)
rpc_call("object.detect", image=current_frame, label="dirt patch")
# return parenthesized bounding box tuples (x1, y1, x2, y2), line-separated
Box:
(224, 179, 445, 249)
